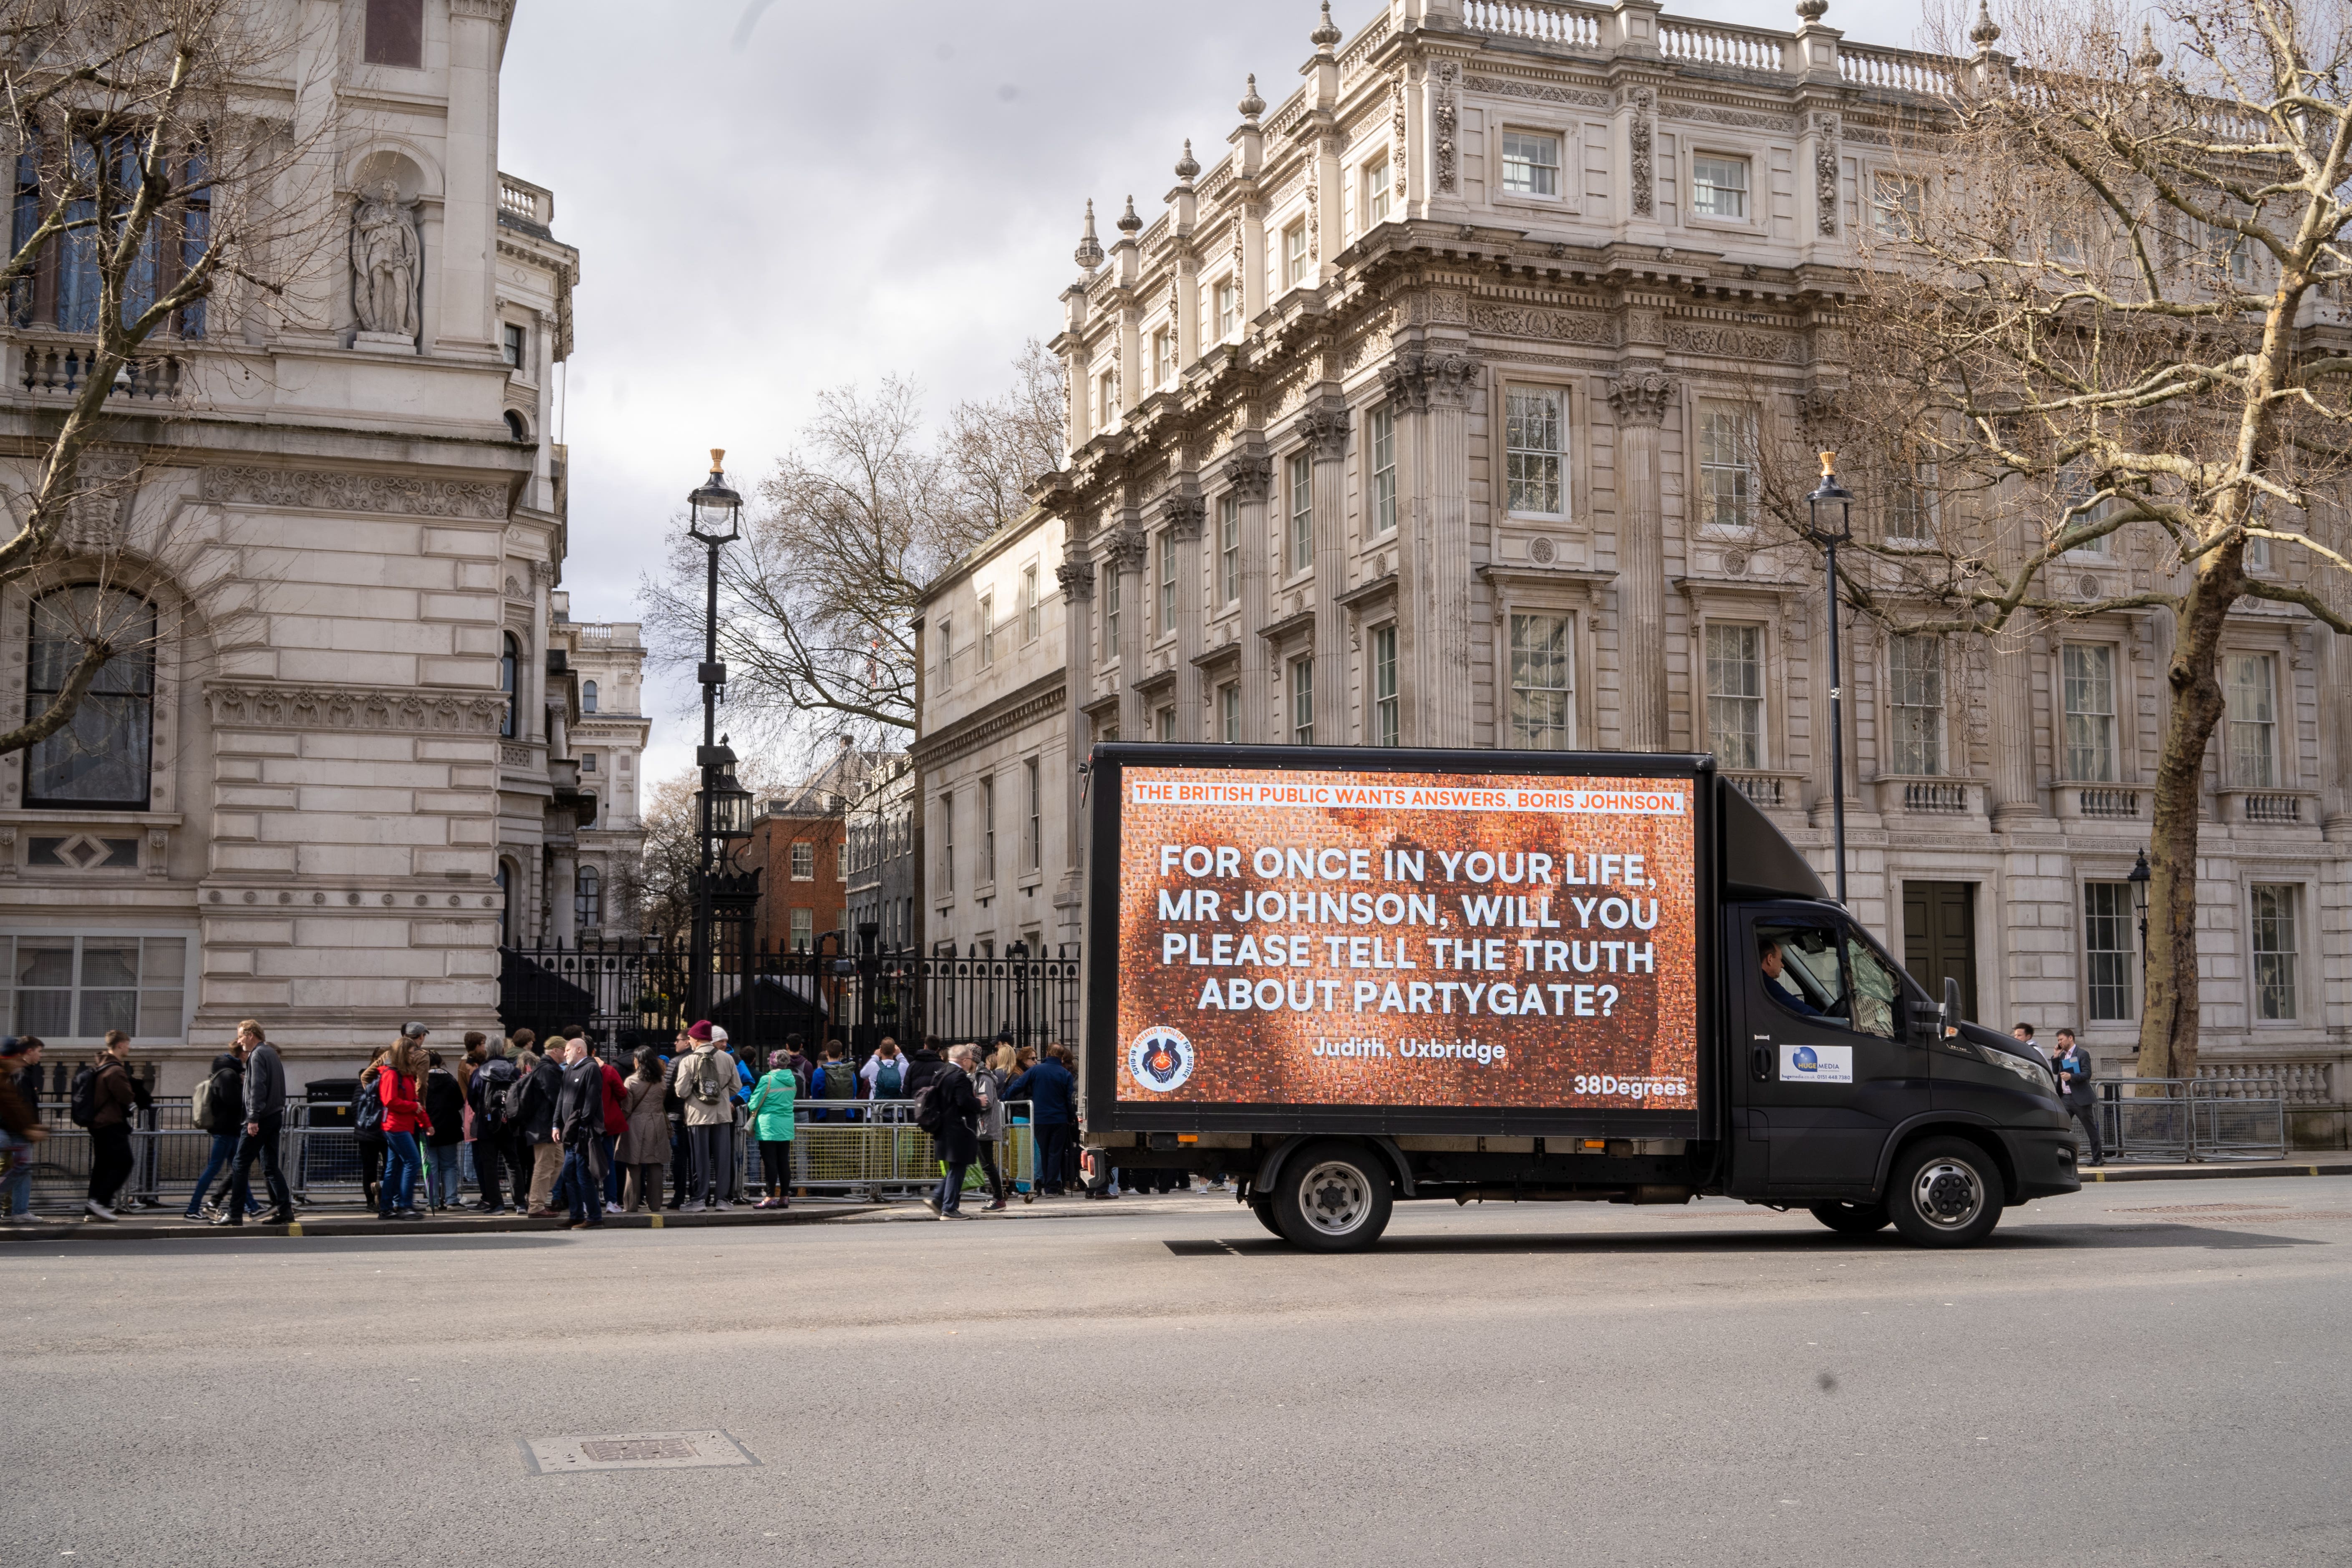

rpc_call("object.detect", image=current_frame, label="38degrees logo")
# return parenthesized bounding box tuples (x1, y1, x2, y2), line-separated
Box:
(1127, 1026, 1194, 1093)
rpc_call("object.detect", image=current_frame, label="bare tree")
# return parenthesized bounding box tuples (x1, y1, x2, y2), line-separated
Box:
(642, 348, 1067, 756)
(0, 0, 333, 758)
(1756, 0, 2352, 1080)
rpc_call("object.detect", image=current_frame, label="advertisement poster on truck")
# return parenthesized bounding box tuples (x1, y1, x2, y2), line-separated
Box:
(1113, 765, 1698, 1111)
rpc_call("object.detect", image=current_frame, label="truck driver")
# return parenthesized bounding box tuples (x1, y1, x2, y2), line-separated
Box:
(1760, 935, 1830, 1018)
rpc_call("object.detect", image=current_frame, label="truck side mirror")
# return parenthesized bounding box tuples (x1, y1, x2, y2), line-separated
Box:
(1941, 976, 1962, 1038)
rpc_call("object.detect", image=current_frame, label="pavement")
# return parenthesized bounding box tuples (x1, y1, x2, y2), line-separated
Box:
(9, 1175, 2352, 1567)
(0, 1196, 885, 1242)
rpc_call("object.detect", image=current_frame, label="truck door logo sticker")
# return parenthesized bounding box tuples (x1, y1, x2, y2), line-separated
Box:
(1129, 1026, 1195, 1092)
(1779, 1044, 1853, 1084)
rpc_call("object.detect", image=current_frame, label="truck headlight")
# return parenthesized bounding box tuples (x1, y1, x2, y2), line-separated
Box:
(1978, 1044, 2057, 1098)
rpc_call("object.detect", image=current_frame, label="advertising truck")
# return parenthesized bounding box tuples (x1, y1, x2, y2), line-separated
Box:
(1080, 744, 2079, 1251)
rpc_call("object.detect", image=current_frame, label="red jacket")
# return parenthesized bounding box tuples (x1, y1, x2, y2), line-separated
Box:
(378, 1068, 428, 1135)
(599, 1059, 628, 1137)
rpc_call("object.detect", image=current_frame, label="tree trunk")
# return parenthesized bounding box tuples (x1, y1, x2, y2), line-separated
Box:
(2137, 547, 2242, 1084)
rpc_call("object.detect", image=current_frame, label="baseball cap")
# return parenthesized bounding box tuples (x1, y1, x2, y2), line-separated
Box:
(401, 1021, 431, 1039)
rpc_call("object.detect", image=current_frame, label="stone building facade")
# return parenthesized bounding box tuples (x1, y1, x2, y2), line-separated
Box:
(527, 596, 650, 943)
(915, 0, 2352, 1141)
(0, 0, 615, 1092)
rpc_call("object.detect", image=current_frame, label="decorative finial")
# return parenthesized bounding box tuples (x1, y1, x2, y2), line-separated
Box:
(1238, 73, 1265, 121)
(1074, 199, 1104, 272)
(710, 448, 726, 474)
(2130, 21, 2163, 73)
(1116, 195, 1142, 235)
(1819, 450, 1837, 480)
(1794, 0, 1828, 21)
(1968, 0, 2001, 48)
(1310, 0, 1342, 50)
(1175, 139, 1200, 182)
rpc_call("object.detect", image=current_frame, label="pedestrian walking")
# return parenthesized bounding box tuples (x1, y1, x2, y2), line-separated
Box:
(861, 1037, 910, 1104)
(1006, 1043, 1077, 1197)
(675, 1021, 739, 1213)
(553, 1036, 605, 1229)
(617, 1048, 668, 1213)
(918, 1044, 986, 1219)
(184, 1042, 249, 1221)
(353, 1048, 391, 1210)
(466, 1036, 524, 1214)
(902, 1039, 947, 1102)
(591, 1036, 628, 1206)
(74, 1031, 139, 1222)
(0, 1036, 52, 1225)
(423, 1051, 467, 1210)
(661, 1031, 692, 1208)
(458, 1031, 488, 1201)
(520, 1035, 565, 1216)
(211, 1021, 295, 1228)
(972, 1043, 1010, 1210)
(747, 1050, 797, 1210)
(2053, 1027, 2105, 1167)
(376, 1029, 431, 1221)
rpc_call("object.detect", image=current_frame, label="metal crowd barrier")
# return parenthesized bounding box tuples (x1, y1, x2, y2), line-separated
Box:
(2087, 1078, 2289, 1164)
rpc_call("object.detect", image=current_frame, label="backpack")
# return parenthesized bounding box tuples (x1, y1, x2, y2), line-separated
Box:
(817, 1062, 854, 1100)
(875, 1059, 903, 1098)
(689, 1049, 731, 1107)
(353, 1070, 386, 1136)
(191, 1072, 217, 1134)
(913, 1081, 946, 1134)
(193, 1067, 237, 1134)
(476, 1058, 521, 1126)
(68, 1063, 102, 1128)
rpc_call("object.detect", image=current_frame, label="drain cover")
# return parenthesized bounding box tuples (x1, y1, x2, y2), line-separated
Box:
(522, 1430, 759, 1474)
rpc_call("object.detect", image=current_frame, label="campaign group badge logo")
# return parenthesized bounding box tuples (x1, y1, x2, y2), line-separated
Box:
(1128, 1025, 1194, 1093)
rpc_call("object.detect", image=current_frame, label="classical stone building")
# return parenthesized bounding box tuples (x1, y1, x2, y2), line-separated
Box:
(842, 751, 917, 953)
(0, 1, 620, 1092)
(914, 0, 2352, 1141)
(527, 595, 650, 943)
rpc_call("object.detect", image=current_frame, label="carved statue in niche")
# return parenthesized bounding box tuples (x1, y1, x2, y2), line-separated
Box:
(352, 180, 420, 337)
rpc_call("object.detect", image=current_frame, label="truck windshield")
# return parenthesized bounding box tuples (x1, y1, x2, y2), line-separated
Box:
(1843, 935, 1899, 1039)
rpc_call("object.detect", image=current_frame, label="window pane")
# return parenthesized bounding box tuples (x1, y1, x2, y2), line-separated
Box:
(80, 986, 136, 1038)
(2084, 882, 2135, 1021)
(1692, 156, 1749, 219)
(1888, 635, 1943, 776)
(1505, 388, 1563, 514)
(137, 990, 184, 1040)
(28, 587, 156, 810)
(1370, 407, 1397, 534)
(1705, 624, 1763, 769)
(1502, 132, 1560, 197)
(1374, 627, 1399, 747)
(1509, 614, 1570, 749)
(1288, 453, 1313, 573)
(2062, 644, 2116, 782)
(2251, 884, 2299, 1020)
(2225, 653, 2276, 789)
(81, 941, 138, 990)
(1697, 408, 1755, 529)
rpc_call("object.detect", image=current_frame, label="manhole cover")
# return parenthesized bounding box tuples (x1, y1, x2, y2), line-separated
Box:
(522, 1430, 759, 1474)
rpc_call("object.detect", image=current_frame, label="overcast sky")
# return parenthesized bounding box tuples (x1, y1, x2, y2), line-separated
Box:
(496, 0, 1928, 784)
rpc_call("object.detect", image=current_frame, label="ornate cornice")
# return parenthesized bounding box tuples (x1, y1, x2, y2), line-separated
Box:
(201, 466, 508, 521)
(204, 683, 506, 736)
(912, 671, 1069, 774)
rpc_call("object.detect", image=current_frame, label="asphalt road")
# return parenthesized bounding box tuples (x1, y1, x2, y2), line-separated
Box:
(9, 1177, 2352, 1568)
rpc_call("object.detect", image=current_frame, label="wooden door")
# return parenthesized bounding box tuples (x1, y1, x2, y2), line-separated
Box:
(1902, 881, 1980, 1022)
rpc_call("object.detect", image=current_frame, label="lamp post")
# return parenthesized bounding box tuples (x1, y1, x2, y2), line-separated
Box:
(1806, 451, 1855, 906)
(2128, 845, 2152, 965)
(687, 451, 744, 1018)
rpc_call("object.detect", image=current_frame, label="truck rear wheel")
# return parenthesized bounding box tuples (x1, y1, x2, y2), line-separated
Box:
(1809, 1201, 1890, 1235)
(1887, 1138, 2005, 1247)
(1271, 1141, 1392, 1252)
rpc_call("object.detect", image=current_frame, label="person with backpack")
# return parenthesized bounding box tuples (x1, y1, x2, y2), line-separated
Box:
(811, 1043, 857, 1123)
(746, 1050, 797, 1210)
(971, 1041, 1011, 1212)
(422, 1051, 467, 1210)
(184, 1042, 248, 1221)
(519, 1036, 565, 1216)
(466, 1036, 524, 1214)
(675, 1021, 739, 1213)
(375, 1029, 431, 1221)
(74, 1031, 139, 1222)
(617, 1048, 669, 1213)
(353, 1048, 391, 1210)
(660, 1032, 692, 1208)
(210, 1021, 295, 1228)
(902, 1039, 947, 1105)
(0, 1036, 52, 1225)
(861, 1037, 909, 1106)
(918, 1044, 986, 1219)
(1006, 1043, 1079, 1197)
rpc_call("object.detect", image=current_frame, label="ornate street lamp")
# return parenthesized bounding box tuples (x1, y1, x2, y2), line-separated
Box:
(1807, 451, 1855, 906)
(687, 450, 743, 1017)
(2128, 846, 2152, 964)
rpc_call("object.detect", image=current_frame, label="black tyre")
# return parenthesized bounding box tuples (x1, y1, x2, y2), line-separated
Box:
(1271, 1141, 1393, 1252)
(1809, 1201, 1891, 1235)
(1886, 1137, 2005, 1248)
(1248, 1195, 1285, 1239)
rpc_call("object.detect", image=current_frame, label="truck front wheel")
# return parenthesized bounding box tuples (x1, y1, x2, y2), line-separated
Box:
(1887, 1137, 2005, 1247)
(1809, 1201, 1890, 1235)
(1248, 1195, 1284, 1239)
(1272, 1141, 1393, 1252)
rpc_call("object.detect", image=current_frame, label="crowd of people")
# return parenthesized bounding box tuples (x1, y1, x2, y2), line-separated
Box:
(0, 1018, 1093, 1226)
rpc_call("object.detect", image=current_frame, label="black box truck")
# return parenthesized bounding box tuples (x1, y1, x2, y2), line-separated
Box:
(1079, 744, 2079, 1250)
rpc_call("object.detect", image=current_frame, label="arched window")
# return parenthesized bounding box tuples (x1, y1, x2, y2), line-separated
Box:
(499, 633, 519, 738)
(581, 679, 597, 713)
(575, 865, 601, 931)
(504, 409, 529, 443)
(28, 587, 156, 810)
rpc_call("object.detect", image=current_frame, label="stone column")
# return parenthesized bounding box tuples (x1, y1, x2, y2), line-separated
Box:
(2324, 628, 2352, 841)
(1987, 630, 2042, 828)
(1385, 350, 1480, 746)
(1165, 495, 1208, 738)
(551, 846, 577, 943)
(439, 0, 502, 355)
(1302, 405, 1351, 742)
(1106, 529, 1150, 739)
(1055, 547, 1096, 902)
(1223, 452, 1275, 741)
(1607, 368, 1676, 751)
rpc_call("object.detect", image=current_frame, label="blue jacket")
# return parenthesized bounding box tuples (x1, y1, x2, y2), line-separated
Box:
(1004, 1059, 1076, 1125)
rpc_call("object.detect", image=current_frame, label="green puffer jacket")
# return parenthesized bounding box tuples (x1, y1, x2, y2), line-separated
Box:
(746, 1069, 797, 1141)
